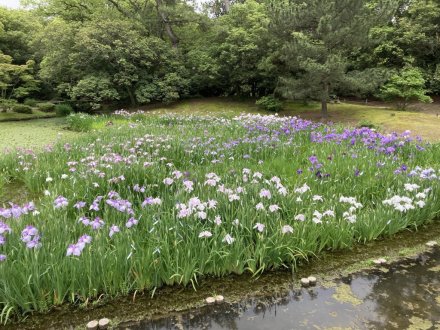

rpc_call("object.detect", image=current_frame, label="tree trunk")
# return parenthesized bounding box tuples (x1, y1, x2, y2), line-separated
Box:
(223, 0, 231, 13)
(321, 83, 329, 118)
(155, 0, 179, 49)
(127, 87, 136, 107)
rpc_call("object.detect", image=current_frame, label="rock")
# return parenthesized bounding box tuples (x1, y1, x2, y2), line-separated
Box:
(98, 318, 110, 329)
(205, 297, 216, 304)
(215, 295, 224, 303)
(300, 278, 310, 287)
(426, 241, 438, 247)
(307, 276, 317, 285)
(378, 258, 387, 265)
(86, 320, 98, 330)
(373, 258, 387, 265)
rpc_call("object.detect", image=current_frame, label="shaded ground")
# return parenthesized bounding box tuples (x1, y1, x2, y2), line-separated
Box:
(0, 117, 82, 151)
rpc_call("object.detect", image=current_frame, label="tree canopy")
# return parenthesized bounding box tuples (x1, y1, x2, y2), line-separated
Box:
(0, 0, 438, 112)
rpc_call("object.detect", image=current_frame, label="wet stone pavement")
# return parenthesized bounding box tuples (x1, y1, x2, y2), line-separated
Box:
(120, 249, 440, 330)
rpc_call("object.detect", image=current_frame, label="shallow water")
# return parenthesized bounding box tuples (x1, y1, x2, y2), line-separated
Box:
(121, 249, 440, 330)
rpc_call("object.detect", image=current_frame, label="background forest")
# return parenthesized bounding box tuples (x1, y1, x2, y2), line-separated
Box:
(0, 0, 439, 116)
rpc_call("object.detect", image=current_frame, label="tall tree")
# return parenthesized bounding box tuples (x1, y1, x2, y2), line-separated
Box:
(214, 0, 278, 96)
(202, 0, 245, 17)
(380, 66, 432, 109)
(21, 0, 103, 22)
(366, 0, 440, 93)
(270, 0, 399, 117)
(105, 0, 200, 49)
(0, 53, 39, 100)
(38, 18, 189, 109)
(0, 7, 42, 64)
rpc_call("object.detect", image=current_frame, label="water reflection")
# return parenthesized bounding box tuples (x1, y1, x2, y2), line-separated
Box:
(122, 249, 440, 330)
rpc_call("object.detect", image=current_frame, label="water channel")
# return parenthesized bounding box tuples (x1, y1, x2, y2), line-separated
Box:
(120, 248, 440, 330)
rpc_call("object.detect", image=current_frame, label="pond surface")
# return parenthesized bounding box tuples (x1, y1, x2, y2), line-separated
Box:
(120, 248, 440, 330)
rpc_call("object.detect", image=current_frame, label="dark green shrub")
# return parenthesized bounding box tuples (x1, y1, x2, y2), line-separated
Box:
(24, 98, 38, 107)
(256, 96, 283, 112)
(358, 120, 379, 130)
(38, 102, 56, 112)
(0, 99, 17, 112)
(12, 104, 33, 114)
(55, 103, 73, 117)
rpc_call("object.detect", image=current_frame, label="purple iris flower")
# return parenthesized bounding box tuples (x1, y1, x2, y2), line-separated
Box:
(73, 201, 86, 209)
(54, 196, 68, 209)
(0, 222, 11, 235)
(67, 234, 92, 257)
(66, 244, 82, 256)
(91, 217, 105, 230)
(109, 225, 120, 238)
(126, 217, 139, 228)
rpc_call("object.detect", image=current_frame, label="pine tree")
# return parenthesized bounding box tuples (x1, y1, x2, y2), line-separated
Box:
(270, 0, 398, 118)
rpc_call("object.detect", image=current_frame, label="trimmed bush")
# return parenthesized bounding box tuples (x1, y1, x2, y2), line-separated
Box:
(12, 104, 33, 114)
(38, 102, 56, 113)
(55, 103, 73, 117)
(256, 96, 283, 112)
(23, 98, 38, 107)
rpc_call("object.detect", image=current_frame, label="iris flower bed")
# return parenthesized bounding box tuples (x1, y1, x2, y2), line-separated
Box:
(0, 112, 439, 323)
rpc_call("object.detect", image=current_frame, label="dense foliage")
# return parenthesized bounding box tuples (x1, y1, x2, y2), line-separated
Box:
(0, 0, 438, 113)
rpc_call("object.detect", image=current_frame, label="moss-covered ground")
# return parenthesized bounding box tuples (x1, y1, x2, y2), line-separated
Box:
(0, 118, 82, 151)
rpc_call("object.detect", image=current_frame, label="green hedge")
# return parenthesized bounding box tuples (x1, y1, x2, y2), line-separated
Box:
(55, 103, 73, 117)
(23, 98, 38, 107)
(256, 96, 283, 112)
(38, 102, 56, 112)
(12, 104, 33, 114)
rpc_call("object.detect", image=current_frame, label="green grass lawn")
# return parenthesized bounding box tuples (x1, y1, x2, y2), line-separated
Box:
(0, 109, 56, 122)
(141, 98, 262, 116)
(0, 118, 82, 151)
